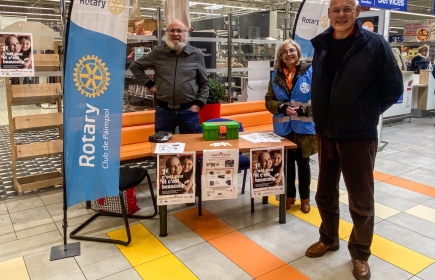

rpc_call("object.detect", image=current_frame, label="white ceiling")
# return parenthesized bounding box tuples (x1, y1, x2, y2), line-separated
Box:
(0, 0, 434, 31)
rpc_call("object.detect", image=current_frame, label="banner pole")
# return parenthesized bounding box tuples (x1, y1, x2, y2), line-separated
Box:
(50, 0, 81, 261)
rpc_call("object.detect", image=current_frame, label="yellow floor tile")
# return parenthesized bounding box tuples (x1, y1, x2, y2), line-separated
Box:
(0, 257, 29, 280)
(405, 205, 435, 223)
(135, 254, 198, 280)
(107, 224, 171, 267)
(344, 234, 434, 274)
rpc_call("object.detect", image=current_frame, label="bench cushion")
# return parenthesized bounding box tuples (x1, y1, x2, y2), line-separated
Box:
(121, 125, 155, 145)
(120, 142, 152, 162)
(221, 100, 266, 116)
(122, 110, 155, 127)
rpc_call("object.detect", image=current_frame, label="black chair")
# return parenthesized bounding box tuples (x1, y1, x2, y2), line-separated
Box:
(70, 166, 157, 246)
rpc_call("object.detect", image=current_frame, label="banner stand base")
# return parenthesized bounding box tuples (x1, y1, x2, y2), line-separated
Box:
(50, 242, 81, 261)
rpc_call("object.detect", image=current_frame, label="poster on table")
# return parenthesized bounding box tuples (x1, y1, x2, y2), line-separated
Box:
(63, 0, 130, 207)
(157, 153, 196, 205)
(0, 32, 34, 77)
(201, 149, 239, 201)
(292, 0, 329, 61)
(250, 147, 285, 198)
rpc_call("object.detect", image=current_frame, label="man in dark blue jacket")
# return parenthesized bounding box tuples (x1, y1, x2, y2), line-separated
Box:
(304, 0, 403, 279)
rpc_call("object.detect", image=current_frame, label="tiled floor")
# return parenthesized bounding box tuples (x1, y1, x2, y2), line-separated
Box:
(1, 80, 435, 278)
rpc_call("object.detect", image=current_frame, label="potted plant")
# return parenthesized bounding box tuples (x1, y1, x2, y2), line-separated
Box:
(199, 77, 227, 124)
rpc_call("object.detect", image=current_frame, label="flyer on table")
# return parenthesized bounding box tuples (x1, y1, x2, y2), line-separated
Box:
(250, 147, 285, 198)
(202, 149, 239, 201)
(0, 32, 34, 77)
(157, 153, 196, 205)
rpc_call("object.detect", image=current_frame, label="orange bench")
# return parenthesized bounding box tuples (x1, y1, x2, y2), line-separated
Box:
(119, 101, 273, 162)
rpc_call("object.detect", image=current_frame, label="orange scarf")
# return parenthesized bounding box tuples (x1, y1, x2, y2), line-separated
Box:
(282, 67, 296, 90)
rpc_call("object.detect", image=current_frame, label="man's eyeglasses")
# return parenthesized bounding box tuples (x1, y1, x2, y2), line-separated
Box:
(168, 29, 186, 34)
(330, 5, 356, 15)
(281, 48, 297, 55)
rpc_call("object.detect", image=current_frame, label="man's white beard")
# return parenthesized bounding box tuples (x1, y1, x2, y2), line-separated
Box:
(167, 40, 186, 52)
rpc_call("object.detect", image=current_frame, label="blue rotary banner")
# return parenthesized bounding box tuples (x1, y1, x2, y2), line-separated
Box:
(292, 0, 329, 61)
(64, 0, 129, 207)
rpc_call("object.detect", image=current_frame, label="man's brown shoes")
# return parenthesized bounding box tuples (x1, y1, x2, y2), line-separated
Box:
(305, 240, 340, 258)
(285, 197, 295, 210)
(352, 260, 371, 280)
(301, 199, 310, 213)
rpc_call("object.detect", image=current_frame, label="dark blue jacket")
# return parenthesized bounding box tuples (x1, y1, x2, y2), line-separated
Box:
(310, 20, 403, 139)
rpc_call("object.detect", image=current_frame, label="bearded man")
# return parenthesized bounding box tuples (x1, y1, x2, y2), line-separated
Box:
(129, 19, 209, 133)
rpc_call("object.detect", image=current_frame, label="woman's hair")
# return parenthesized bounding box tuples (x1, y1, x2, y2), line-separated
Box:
(274, 39, 303, 71)
(5, 35, 17, 46)
(18, 35, 31, 42)
(270, 150, 282, 157)
(165, 156, 179, 168)
(180, 155, 192, 162)
(418, 45, 428, 53)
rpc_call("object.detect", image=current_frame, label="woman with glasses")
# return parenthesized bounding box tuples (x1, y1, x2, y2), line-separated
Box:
(265, 39, 316, 214)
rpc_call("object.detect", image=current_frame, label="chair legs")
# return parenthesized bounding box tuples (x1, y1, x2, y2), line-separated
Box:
(70, 172, 158, 246)
(241, 169, 247, 194)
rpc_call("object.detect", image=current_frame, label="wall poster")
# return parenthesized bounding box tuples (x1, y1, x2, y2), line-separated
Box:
(250, 147, 285, 198)
(157, 153, 196, 206)
(0, 32, 34, 77)
(201, 149, 239, 201)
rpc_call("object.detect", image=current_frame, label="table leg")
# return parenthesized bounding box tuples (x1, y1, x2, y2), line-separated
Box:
(279, 193, 286, 223)
(159, 205, 168, 237)
(196, 158, 202, 216)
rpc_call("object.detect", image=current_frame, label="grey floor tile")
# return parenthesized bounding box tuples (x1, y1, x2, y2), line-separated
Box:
(54, 214, 92, 233)
(375, 182, 432, 204)
(339, 202, 382, 225)
(24, 250, 86, 280)
(398, 168, 435, 188)
(240, 215, 319, 263)
(375, 220, 435, 259)
(387, 142, 422, 151)
(374, 158, 419, 176)
(74, 234, 132, 280)
(387, 212, 435, 239)
(406, 146, 435, 158)
(382, 151, 435, 168)
(174, 242, 251, 280)
(376, 147, 400, 158)
(97, 268, 142, 280)
(374, 190, 417, 211)
(0, 213, 16, 244)
(409, 277, 423, 280)
(417, 263, 435, 280)
(39, 189, 63, 206)
(46, 202, 90, 222)
(290, 248, 412, 280)
(204, 194, 279, 230)
(142, 215, 204, 253)
(421, 198, 435, 210)
(0, 230, 63, 262)
(422, 163, 435, 171)
(10, 206, 57, 239)
(0, 202, 7, 215)
(5, 195, 44, 213)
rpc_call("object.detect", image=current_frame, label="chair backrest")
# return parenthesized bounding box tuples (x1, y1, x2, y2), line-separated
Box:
(205, 118, 244, 132)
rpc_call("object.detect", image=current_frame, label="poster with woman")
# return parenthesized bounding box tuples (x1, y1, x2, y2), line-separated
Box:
(0, 32, 34, 77)
(201, 149, 239, 201)
(157, 152, 196, 205)
(250, 147, 285, 198)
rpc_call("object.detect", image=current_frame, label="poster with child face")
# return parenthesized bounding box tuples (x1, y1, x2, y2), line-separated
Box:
(157, 152, 196, 205)
(250, 147, 285, 198)
(0, 32, 34, 77)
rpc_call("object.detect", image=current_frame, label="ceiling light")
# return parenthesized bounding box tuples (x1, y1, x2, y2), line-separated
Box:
(204, 5, 223, 10)
(0, 4, 54, 10)
(190, 12, 221, 16)
(0, 11, 60, 17)
(390, 27, 404, 29)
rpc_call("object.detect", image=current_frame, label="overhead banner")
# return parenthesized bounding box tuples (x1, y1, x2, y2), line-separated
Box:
(64, 0, 129, 207)
(292, 0, 329, 61)
(0, 32, 34, 77)
(404, 21, 435, 42)
(360, 0, 407, 11)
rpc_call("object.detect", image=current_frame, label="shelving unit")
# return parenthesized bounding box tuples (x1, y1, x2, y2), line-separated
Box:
(5, 54, 63, 194)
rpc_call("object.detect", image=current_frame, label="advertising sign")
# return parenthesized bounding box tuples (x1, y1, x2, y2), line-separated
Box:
(64, 0, 129, 207)
(360, 0, 407, 11)
(157, 153, 196, 205)
(404, 21, 435, 42)
(293, 0, 330, 61)
(202, 149, 239, 201)
(0, 32, 34, 77)
(250, 147, 285, 198)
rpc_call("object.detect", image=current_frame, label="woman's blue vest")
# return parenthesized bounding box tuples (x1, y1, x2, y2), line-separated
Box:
(271, 66, 315, 137)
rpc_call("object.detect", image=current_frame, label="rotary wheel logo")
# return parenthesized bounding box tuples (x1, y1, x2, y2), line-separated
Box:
(73, 55, 110, 98)
(300, 82, 310, 94)
(320, 16, 329, 29)
(108, 0, 125, 15)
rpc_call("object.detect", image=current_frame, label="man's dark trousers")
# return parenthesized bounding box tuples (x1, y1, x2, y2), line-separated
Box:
(315, 133, 377, 261)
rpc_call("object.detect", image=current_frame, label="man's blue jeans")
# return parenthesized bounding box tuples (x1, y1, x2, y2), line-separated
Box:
(155, 105, 201, 134)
